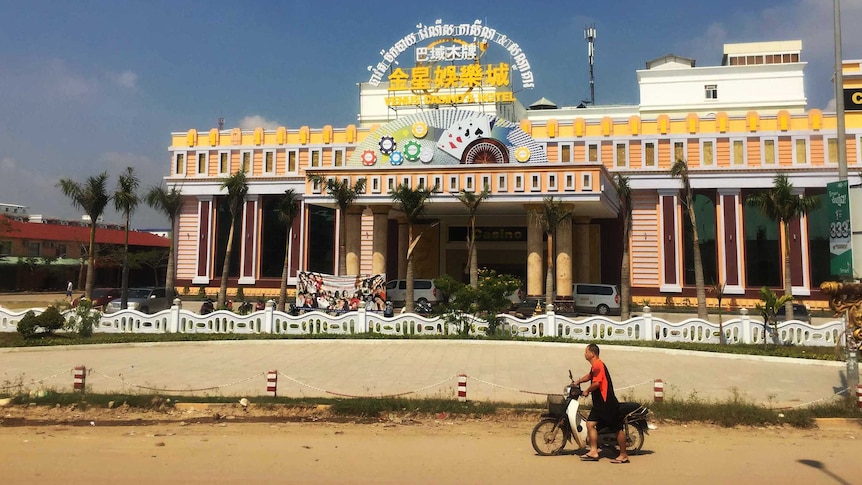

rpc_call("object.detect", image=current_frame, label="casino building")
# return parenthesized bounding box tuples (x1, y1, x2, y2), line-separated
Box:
(167, 22, 862, 309)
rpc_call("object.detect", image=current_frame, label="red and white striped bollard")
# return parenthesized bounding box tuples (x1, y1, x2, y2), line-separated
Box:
(73, 366, 86, 393)
(653, 379, 664, 403)
(856, 384, 861, 410)
(266, 370, 278, 397)
(457, 374, 467, 402)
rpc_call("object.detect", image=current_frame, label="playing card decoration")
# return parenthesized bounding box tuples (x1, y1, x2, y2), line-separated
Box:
(436, 115, 491, 160)
(378, 135, 396, 155)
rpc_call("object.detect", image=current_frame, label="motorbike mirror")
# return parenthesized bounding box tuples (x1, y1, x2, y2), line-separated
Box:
(568, 370, 573, 380)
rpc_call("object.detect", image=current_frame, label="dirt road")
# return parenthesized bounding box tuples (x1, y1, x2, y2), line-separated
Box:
(2, 413, 860, 484)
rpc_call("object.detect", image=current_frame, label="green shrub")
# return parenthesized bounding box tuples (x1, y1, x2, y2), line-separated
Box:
(38, 306, 66, 335)
(64, 300, 100, 337)
(16, 311, 40, 339)
(197, 286, 206, 298)
(235, 286, 245, 301)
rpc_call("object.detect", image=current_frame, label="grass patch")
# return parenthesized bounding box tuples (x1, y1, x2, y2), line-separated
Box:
(328, 397, 497, 417)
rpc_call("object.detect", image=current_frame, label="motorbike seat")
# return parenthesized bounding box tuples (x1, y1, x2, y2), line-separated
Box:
(619, 402, 643, 416)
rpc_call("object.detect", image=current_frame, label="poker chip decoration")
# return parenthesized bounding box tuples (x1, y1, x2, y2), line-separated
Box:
(389, 151, 404, 165)
(515, 146, 531, 162)
(404, 141, 421, 161)
(378, 135, 396, 155)
(419, 148, 433, 164)
(361, 150, 377, 166)
(411, 121, 428, 138)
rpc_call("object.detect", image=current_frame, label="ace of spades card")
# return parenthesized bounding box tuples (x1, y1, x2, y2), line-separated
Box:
(437, 116, 492, 160)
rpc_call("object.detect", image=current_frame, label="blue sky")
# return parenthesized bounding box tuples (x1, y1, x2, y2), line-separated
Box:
(1, 0, 860, 228)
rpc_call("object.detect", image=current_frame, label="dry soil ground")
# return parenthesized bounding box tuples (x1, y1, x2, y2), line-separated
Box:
(1, 404, 860, 484)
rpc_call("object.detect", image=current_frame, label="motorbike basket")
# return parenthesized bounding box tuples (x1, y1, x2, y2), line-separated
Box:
(547, 395, 566, 416)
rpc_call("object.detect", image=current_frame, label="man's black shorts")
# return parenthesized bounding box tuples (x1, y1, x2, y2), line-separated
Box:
(587, 405, 623, 432)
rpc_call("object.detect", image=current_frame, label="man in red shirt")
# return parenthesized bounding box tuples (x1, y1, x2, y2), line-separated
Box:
(575, 343, 629, 463)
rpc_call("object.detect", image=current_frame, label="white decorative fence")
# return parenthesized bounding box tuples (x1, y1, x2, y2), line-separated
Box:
(0, 300, 847, 347)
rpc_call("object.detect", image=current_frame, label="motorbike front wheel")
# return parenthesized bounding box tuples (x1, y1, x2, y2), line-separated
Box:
(531, 418, 567, 456)
(625, 424, 645, 454)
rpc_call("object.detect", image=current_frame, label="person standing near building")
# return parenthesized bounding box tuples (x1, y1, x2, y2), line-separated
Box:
(575, 343, 629, 464)
(66, 281, 73, 301)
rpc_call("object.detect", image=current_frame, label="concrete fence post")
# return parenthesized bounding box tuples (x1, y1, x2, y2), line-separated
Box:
(356, 308, 368, 333)
(643, 305, 653, 341)
(169, 299, 181, 333)
(263, 300, 275, 334)
(545, 304, 557, 338)
(740, 308, 752, 344)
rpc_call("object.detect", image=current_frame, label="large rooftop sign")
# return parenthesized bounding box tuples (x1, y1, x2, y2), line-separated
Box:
(366, 19, 535, 107)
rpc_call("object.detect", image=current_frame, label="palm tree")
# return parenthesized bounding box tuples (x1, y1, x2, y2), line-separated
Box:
(114, 167, 139, 309)
(307, 175, 366, 275)
(456, 187, 490, 288)
(389, 183, 436, 313)
(746, 173, 820, 321)
(217, 171, 249, 308)
(144, 185, 183, 296)
(616, 174, 633, 319)
(670, 159, 708, 319)
(57, 172, 111, 300)
(275, 189, 301, 312)
(530, 197, 573, 307)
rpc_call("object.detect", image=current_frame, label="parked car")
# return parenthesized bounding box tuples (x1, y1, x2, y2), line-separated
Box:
(513, 297, 546, 318)
(384, 279, 440, 305)
(775, 303, 811, 324)
(72, 288, 121, 310)
(573, 283, 621, 315)
(105, 287, 177, 314)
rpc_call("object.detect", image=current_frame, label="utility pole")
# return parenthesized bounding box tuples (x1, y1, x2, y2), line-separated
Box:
(833, 0, 858, 394)
(584, 25, 596, 105)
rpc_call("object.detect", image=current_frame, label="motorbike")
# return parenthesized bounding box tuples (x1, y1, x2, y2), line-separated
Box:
(531, 370, 650, 456)
(200, 298, 214, 315)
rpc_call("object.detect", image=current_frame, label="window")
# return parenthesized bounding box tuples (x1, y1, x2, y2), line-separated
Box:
(497, 174, 508, 192)
(761, 138, 777, 166)
(287, 150, 298, 173)
(672, 140, 686, 163)
(371, 176, 381, 193)
(731, 139, 746, 166)
(448, 175, 459, 192)
(417, 175, 427, 189)
(643, 141, 657, 168)
(547, 173, 557, 191)
(564, 173, 575, 191)
(263, 150, 275, 174)
(587, 143, 599, 162)
(241, 151, 252, 173)
(793, 138, 808, 165)
(559, 143, 573, 163)
(174, 152, 186, 175)
(614, 142, 628, 168)
(196, 152, 208, 176)
(514, 174, 524, 192)
(530, 174, 541, 192)
(0, 241, 11, 256)
(432, 175, 443, 192)
(310, 148, 322, 168)
(56, 243, 67, 258)
(481, 175, 491, 191)
(333, 148, 346, 167)
(311, 177, 322, 193)
(28, 242, 40, 257)
(401, 176, 410, 188)
(218, 151, 230, 175)
(464, 175, 474, 191)
(705, 84, 718, 100)
(582, 173, 593, 191)
(701, 140, 714, 167)
(683, 192, 717, 286)
(387, 177, 396, 191)
(826, 138, 839, 164)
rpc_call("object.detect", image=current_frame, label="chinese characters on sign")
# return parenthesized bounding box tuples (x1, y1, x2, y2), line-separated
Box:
(367, 19, 535, 89)
(387, 63, 510, 91)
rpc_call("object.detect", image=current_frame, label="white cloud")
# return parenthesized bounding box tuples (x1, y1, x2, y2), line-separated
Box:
(98, 151, 160, 174)
(110, 70, 138, 89)
(43, 59, 100, 100)
(238, 115, 281, 130)
(825, 97, 836, 111)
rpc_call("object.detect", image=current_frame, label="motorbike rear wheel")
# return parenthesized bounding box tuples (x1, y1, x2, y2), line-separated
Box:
(625, 424, 645, 454)
(531, 418, 567, 456)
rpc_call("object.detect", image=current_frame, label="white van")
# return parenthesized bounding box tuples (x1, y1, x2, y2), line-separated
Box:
(573, 283, 620, 315)
(384, 279, 439, 305)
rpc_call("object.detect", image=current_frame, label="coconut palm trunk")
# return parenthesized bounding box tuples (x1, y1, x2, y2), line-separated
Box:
(545, 231, 555, 307)
(218, 214, 237, 309)
(687, 202, 708, 319)
(781, 220, 794, 319)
